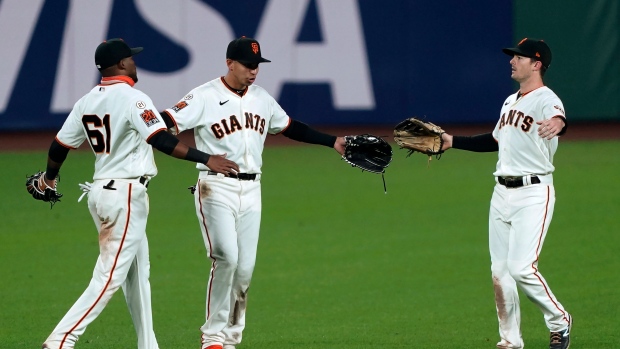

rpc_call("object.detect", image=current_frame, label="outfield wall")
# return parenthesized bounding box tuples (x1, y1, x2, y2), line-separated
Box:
(0, 0, 617, 131)
(514, 0, 620, 122)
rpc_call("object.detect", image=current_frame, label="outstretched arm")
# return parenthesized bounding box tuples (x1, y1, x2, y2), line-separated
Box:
(282, 119, 344, 154)
(148, 130, 239, 175)
(442, 132, 498, 152)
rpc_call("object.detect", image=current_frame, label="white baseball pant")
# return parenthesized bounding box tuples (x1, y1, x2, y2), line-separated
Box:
(43, 179, 158, 349)
(489, 175, 570, 348)
(194, 172, 262, 348)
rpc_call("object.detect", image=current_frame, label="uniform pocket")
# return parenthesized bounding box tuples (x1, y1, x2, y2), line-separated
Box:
(95, 182, 123, 225)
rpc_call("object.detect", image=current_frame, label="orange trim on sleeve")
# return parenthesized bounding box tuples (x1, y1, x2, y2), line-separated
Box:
(145, 128, 167, 143)
(273, 117, 292, 135)
(54, 136, 78, 150)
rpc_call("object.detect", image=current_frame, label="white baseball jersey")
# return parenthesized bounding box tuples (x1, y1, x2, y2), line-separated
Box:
(488, 85, 571, 346)
(44, 75, 162, 349)
(492, 86, 565, 177)
(56, 76, 166, 180)
(164, 77, 291, 173)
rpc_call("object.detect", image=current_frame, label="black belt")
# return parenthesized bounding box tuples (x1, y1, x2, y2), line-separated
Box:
(207, 171, 257, 181)
(139, 176, 150, 188)
(498, 176, 540, 188)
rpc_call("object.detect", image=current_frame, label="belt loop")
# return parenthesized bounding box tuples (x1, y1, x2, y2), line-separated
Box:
(139, 176, 150, 188)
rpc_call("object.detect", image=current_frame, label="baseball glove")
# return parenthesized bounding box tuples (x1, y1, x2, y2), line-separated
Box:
(342, 134, 393, 174)
(26, 171, 63, 207)
(393, 117, 445, 158)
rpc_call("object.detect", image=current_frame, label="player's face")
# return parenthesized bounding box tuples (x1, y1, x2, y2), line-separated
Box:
(509, 55, 537, 83)
(121, 56, 139, 83)
(227, 60, 259, 89)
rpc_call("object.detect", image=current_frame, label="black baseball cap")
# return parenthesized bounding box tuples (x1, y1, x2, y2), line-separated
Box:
(226, 37, 271, 64)
(95, 38, 143, 71)
(502, 38, 552, 69)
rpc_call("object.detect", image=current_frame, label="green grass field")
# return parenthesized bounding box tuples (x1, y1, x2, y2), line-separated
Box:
(1, 140, 619, 348)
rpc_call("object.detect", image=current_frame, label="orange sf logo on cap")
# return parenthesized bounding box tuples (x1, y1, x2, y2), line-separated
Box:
(518, 38, 528, 45)
(251, 43, 259, 54)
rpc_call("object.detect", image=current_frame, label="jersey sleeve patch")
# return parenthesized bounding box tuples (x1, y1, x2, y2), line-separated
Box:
(171, 101, 188, 112)
(140, 109, 161, 127)
(136, 100, 147, 109)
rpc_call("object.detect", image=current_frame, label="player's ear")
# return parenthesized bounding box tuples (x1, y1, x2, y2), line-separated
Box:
(226, 59, 234, 71)
(117, 57, 128, 70)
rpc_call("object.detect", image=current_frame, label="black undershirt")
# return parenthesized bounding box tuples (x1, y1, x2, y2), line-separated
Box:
(148, 130, 211, 164)
(46, 139, 70, 178)
(281, 119, 336, 148)
(452, 133, 499, 152)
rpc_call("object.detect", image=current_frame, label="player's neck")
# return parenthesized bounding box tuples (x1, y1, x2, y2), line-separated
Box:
(223, 74, 246, 93)
(100, 75, 135, 87)
(518, 78, 544, 96)
(224, 74, 245, 91)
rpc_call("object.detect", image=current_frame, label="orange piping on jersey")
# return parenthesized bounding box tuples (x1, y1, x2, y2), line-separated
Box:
(99, 75, 135, 87)
(198, 179, 216, 319)
(54, 136, 78, 149)
(145, 128, 168, 143)
(219, 76, 247, 97)
(274, 117, 293, 135)
(531, 187, 570, 323)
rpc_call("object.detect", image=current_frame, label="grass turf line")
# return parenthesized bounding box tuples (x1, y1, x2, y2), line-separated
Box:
(1, 140, 618, 348)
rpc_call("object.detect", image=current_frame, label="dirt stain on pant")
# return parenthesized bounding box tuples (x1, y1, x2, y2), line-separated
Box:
(493, 276, 508, 326)
(229, 288, 248, 329)
(200, 181, 211, 197)
(99, 221, 114, 257)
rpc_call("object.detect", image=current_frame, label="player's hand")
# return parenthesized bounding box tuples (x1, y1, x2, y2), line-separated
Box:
(441, 133, 453, 151)
(206, 153, 240, 176)
(334, 137, 346, 155)
(537, 118, 564, 140)
(40, 175, 57, 191)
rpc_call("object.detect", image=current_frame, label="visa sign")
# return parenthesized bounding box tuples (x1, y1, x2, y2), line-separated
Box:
(0, 0, 373, 120)
(0, 0, 512, 130)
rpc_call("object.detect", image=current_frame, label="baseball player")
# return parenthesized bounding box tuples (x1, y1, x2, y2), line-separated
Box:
(160, 37, 346, 349)
(38, 38, 238, 349)
(440, 38, 571, 349)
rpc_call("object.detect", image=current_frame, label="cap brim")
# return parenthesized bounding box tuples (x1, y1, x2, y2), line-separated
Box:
(502, 47, 533, 59)
(130, 47, 143, 56)
(237, 57, 271, 64)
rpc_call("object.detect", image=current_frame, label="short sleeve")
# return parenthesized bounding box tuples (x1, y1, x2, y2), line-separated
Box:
(164, 91, 205, 134)
(267, 97, 291, 134)
(56, 108, 87, 149)
(541, 95, 566, 120)
(129, 95, 167, 140)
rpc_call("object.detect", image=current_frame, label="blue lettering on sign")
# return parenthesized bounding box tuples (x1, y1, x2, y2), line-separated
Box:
(0, 0, 512, 131)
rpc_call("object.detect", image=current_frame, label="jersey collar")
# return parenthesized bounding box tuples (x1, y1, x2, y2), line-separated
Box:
(220, 76, 247, 97)
(100, 75, 136, 87)
(517, 85, 544, 99)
